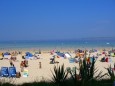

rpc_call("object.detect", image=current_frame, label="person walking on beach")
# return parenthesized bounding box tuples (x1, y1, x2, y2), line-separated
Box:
(39, 62, 42, 69)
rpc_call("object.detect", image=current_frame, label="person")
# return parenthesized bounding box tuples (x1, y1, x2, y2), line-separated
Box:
(2, 53, 4, 57)
(9, 59, 14, 66)
(39, 62, 41, 69)
(20, 61, 24, 72)
(24, 59, 28, 67)
(24, 60, 26, 67)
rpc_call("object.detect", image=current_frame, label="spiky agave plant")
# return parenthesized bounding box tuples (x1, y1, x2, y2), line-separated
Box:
(51, 64, 68, 85)
(106, 63, 115, 81)
(80, 57, 107, 86)
(69, 57, 105, 86)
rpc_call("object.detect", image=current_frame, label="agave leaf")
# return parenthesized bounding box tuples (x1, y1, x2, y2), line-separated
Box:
(51, 64, 68, 84)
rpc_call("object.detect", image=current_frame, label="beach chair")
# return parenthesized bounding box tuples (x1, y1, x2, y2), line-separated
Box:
(1, 67, 9, 77)
(9, 67, 16, 77)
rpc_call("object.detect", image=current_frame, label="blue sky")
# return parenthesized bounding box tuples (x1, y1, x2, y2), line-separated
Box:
(0, 0, 115, 41)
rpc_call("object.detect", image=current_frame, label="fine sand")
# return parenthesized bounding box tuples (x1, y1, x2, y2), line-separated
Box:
(0, 47, 115, 85)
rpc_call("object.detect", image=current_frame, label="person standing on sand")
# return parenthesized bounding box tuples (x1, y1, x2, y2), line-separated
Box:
(39, 62, 42, 69)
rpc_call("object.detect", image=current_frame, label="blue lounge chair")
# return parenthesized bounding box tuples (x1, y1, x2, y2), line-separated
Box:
(9, 67, 16, 77)
(1, 67, 9, 77)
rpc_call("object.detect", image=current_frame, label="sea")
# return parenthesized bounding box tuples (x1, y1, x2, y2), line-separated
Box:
(0, 38, 115, 50)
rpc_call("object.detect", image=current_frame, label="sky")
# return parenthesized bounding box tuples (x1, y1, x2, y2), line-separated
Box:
(0, 0, 115, 41)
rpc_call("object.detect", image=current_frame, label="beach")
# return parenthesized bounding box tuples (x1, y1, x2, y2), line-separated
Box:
(0, 47, 115, 85)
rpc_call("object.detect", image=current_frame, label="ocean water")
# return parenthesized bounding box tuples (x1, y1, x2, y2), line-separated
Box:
(0, 39, 115, 49)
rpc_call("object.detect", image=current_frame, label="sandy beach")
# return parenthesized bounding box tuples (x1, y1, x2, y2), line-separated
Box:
(0, 47, 115, 85)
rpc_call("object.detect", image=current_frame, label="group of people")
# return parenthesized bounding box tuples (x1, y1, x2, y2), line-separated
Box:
(20, 59, 28, 72)
(101, 55, 112, 62)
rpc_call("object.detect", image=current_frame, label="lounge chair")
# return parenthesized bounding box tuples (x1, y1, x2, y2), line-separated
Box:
(9, 67, 16, 77)
(1, 67, 9, 77)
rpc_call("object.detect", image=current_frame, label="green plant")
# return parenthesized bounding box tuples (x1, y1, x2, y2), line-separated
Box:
(106, 63, 115, 81)
(51, 64, 68, 85)
(69, 57, 105, 86)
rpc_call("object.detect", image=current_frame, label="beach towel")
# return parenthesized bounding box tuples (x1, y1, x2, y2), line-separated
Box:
(69, 58, 75, 63)
(23, 69, 28, 77)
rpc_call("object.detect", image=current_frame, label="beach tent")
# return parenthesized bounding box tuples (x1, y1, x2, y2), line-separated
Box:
(1, 67, 9, 77)
(9, 67, 16, 77)
(64, 52, 72, 59)
(25, 52, 33, 59)
(23, 69, 28, 77)
(3, 52, 9, 56)
(26, 52, 33, 57)
(56, 52, 65, 57)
